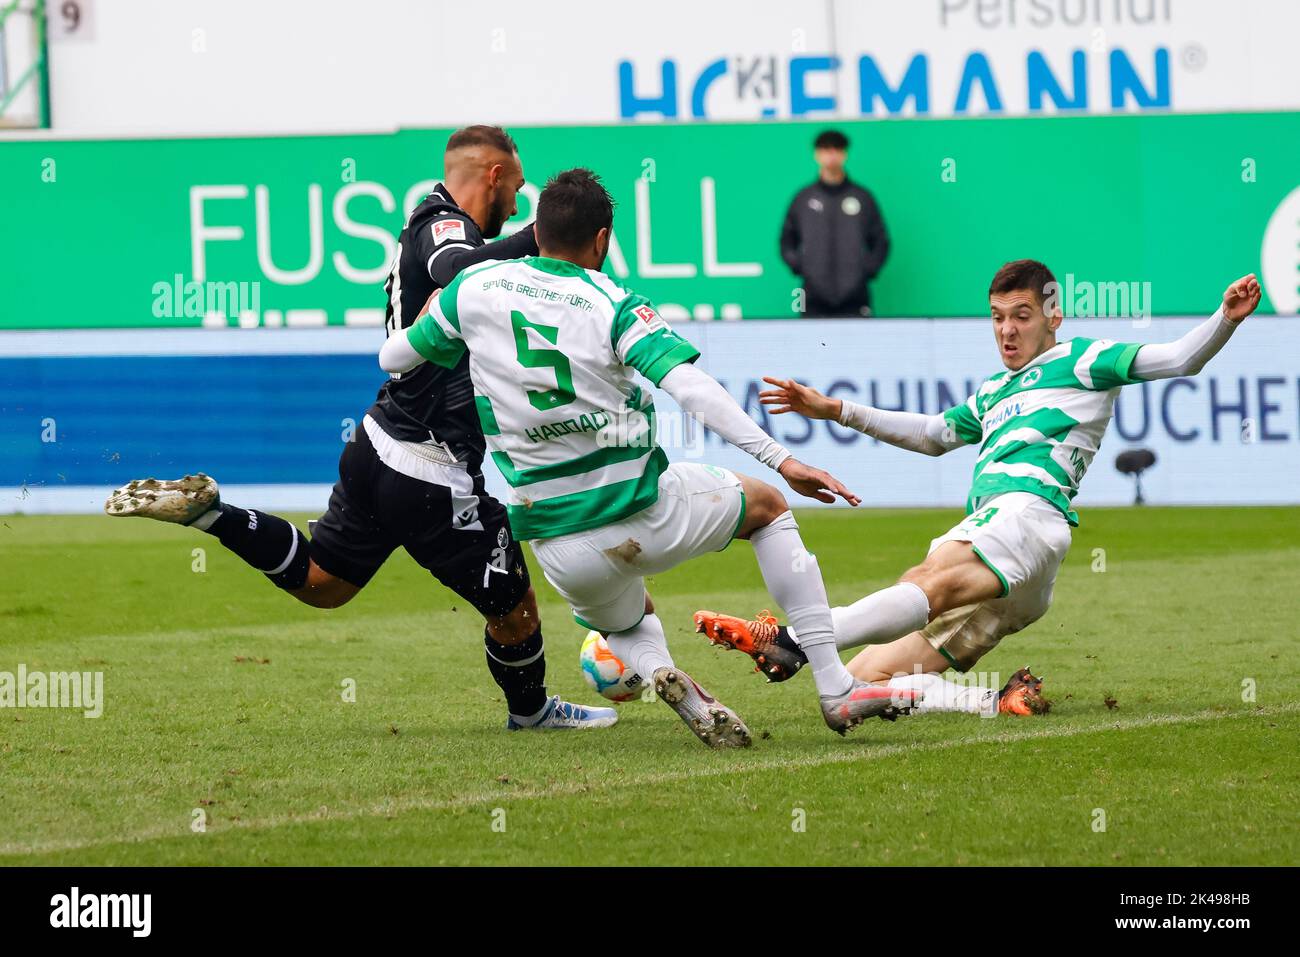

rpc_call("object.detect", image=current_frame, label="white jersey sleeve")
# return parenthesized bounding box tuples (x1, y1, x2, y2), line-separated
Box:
(606, 288, 700, 386)
(661, 363, 791, 470)
(402, 269, 471, 370)
(1129, 308, 1239, 380)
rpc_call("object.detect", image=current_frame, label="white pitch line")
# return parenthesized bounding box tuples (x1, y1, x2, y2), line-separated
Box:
(2, 703, 1296, 859)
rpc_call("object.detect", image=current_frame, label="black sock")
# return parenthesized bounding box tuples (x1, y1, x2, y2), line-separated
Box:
(202, 503, 310, 590)
(775, 626, 808, 662)
(485, 628, 548, 719)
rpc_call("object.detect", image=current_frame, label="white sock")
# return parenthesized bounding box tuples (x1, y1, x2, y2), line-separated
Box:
(749, 511, 853, 698)
(190, 507, 222, 532)
(605, 613, 674, 687)
(832, 582, 931, 651)
(789, 582, 931, 651)
(886, 673, 998, 717)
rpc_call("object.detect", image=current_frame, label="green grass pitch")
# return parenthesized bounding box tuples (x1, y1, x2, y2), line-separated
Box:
(0, 505, 1296, 866)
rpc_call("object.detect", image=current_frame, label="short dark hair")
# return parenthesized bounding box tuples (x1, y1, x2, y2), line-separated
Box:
(814, 129, 849, 151)
(535, 168, 614, 252)
(989, 259, 1058, 306)
(446, 124, 517, 155)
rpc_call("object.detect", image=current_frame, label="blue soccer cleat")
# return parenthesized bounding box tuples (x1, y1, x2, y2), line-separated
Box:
(507, 695, 618, 731)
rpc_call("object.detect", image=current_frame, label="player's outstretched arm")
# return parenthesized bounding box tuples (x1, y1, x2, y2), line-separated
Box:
(379, 325, 427, 374)
(379, 289, 468, 374)
(1129, 274, 1262, 380)
(761, 376, 967, 457)
(774, 458, 862, 506)
(658, 364, 860, 505)
(426, 223, 539, 289)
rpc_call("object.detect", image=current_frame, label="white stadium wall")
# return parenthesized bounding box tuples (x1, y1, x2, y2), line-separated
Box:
(39, 0, 1300, 134)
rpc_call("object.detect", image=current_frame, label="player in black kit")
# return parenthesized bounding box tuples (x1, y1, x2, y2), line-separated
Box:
(105, 126, 617, 732)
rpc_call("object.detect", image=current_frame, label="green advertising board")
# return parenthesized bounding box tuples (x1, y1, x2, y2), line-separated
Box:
(1, 111, 1297, 328)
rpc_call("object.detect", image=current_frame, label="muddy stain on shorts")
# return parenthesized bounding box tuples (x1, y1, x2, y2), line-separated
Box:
(604, 539, 643, 564)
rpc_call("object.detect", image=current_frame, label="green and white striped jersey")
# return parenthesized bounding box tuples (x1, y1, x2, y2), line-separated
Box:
(942, 337, 1144, 525)
(407, 256, 700, 540)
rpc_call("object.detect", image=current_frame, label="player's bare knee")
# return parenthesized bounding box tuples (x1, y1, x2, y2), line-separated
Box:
(485, 616, 526, 645)
(735, 476, 789, 539)
(514, 586, 539, 622)
(899, 562, 931, 591)
(291, 564, 357, 609)
(487, 588, 539, 645)
(899, 565, 944, 618)
(299, 587, 353, 610)
(294, 592, 341, 609)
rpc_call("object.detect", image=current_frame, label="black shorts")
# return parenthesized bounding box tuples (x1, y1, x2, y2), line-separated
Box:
(309, 422, 529, 619)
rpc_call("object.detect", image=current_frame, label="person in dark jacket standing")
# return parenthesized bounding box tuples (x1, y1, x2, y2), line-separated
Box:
(780, 129, 890, 317)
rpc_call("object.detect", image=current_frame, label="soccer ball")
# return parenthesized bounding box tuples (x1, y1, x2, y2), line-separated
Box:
(578, 630, 645, 702)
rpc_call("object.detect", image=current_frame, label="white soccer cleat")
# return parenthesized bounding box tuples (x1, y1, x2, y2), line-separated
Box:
(506, 696, 618, 731)
(821, 680, 922, 735)
(653, 667, 752, 749)
(104, 474, 220, 525)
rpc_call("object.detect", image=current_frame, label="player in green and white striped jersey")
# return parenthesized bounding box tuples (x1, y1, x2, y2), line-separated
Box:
(696, 260, 1263, 718)
(380, 169, 921, 747)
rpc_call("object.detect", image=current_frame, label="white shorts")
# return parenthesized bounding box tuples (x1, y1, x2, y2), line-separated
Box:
(921, 492, 1072, 671)
(530, 462, 745, 633)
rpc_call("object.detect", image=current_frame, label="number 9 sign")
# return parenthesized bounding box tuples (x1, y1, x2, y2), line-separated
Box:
(50, 0, 93, 43)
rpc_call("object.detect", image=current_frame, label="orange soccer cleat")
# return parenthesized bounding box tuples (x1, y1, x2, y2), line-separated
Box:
(997, 667, 1051, 716)
(693, 609, 807, 682)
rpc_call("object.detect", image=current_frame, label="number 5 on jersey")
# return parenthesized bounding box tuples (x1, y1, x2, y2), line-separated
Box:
(511, 310, 576, 411)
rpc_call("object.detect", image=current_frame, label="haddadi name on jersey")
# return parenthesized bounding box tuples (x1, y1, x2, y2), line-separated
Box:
(524, 410, 613, 445)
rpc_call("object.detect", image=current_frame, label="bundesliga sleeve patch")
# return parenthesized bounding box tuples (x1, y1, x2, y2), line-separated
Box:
(634, 304, 667, 331)
(432, 218, 468, 244)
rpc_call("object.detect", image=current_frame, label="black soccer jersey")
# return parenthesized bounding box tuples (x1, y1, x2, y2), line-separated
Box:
(366, 183, 538, 470)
